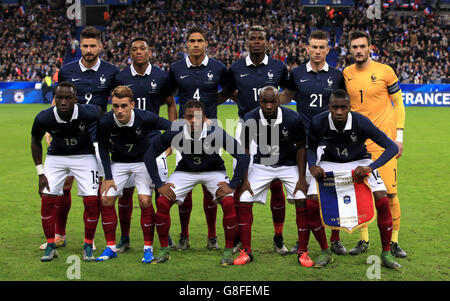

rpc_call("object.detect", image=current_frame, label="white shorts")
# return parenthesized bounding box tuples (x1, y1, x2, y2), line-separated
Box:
(106, 162, 153, 197)
(123, 152, 168, 189)
(307, 159, 386, 195)
(240, 164, 306, 204)
(166, 170, 231, 204)
(43, 154, 99, 196)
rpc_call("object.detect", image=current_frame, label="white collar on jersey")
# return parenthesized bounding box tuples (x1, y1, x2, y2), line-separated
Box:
(306, 61, 329, 73)
(186, 55, 209, 68)
(53, 104, 79, 123)
(245, 54, 269, 66)
(183, 122, 208, 140)
(259, 107, 283, 126)
(130, 63, 152, 76)
(113, 109, 135, 127)
(328, 112, 352, 132)
(79, 58, 101, 72)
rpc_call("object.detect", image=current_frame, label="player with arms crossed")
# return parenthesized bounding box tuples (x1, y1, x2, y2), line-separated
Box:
(31, 82, 102, 262)
(39, 27, 120, 251)
(307, 89, 401, 269)
(114, 37, 177, 252)
(236, 86, 314, 266)
(169, 26, 233, 251)
(145, 100, 250, 265)
(225, 25, 290, 255)
(95, 86, 172, 263)
(279, 30, 347, 262)
(343, 31, 407, 258)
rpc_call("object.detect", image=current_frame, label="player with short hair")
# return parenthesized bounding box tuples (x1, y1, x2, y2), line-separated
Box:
(39, 26, 120, 251)
(114, 36, 177, 252)
(235, 86, 312, 266)
(307, 89, 401, 269)
(279, 29, 347, 263)
(343, 31, 407, 258)
(95, 85, 172, 262)
(169, 26, 233, 251)
(31, 82, 102, 261)
(225, 25, 290, 255)
(145, 100, 250, 265)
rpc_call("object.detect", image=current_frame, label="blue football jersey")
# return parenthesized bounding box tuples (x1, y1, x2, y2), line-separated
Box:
(285, 62, 345, 134)
(115, 64, 173, 115)
(169, 56, 231, 119)
(31, 104, 102, 156)
(308, 111, 399, 170)
(58, 58, 118, 112)
(229, 55, 289, 118)
(242, 106, 306, 166)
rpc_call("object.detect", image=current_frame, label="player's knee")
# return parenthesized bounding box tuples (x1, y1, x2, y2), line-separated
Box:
(373, 190, 388, 201)
(101, 196, 116, 207)
(138, 195, 152, 208)
(307, 194, 318, 201)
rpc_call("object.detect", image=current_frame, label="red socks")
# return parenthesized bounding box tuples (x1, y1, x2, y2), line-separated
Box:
(83, 196, 100, 244)
(237, 203, 253, 254)
(269, 180, 285, 236)
(155, 196, 173, 248)
(375, 196, 393, 251)
(55, 189, 71, 237)
(295, 206, 310, 252)
(41, 195, 57, 243)
(178, 192, 192, 237)
(118, 188, 134, 238)
(220, 196, 238, 249)
(140, 204, 155, 246)
(306, 199, 329, 250)
(202, 185, 217, 239)
(100, 203, 117, 246)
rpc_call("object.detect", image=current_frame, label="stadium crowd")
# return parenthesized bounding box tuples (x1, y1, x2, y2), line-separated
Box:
(0, 0, 448, 83)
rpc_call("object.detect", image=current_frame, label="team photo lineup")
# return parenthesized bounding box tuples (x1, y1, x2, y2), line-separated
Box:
(2, 0, 449, 283)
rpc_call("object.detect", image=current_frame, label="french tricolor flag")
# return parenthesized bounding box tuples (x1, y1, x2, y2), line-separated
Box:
(317, 170, 376, 233)
(18, 5, 26, 16)
(424, 6, 431, 16)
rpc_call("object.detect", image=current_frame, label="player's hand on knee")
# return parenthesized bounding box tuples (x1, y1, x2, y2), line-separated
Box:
(100, 179, 116, 196)
(38, 174, 50, 195)
(215, 182, 232, 200)
(157, 183, 176, 202)
(310, 165, 326, 180)
(165, 147, 173, 157)
(294, 178, 308, 196)
(353, 166, 372, 183)
(238, 179, 254, 198)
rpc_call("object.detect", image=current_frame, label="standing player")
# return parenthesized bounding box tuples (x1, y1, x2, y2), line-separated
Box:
(31, 82, 102, 261)
(307, 89, 401, 269)
(114, 37, 177, 252)
(169, 26, 233, 250)
(279, 30, 347, 261)
(145, 100, 250, 265)
(39, 26, 119, 250)
(225, 25, 290, 255)
(95, 86, 172, 263)
(235, 86, 312, 266)
(343, 31, 407, 258)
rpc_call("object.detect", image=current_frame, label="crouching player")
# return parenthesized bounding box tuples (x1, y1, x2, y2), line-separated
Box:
(95, 86, 171, 263)
(31, 81, 102, 262)
(144, 100, 250, 266)
(307, 89, 401, 269)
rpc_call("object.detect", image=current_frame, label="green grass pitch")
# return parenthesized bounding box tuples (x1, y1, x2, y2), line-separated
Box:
(0, 104, 448, 282)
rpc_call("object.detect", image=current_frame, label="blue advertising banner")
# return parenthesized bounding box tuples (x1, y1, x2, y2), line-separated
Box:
(1, 82, 449, 107)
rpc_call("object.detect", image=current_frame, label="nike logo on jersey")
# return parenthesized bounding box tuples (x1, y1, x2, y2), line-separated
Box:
(110, 133, 120, 136)
(299, 79, 309, 83)
(125, 84, 133, 87)
(240, 73, 249, 77)
(180, 75, 189, 79)
(72, 78, 81, 81)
